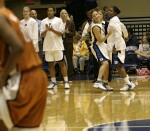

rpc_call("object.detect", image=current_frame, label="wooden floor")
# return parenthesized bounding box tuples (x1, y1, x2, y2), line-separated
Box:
(41, 75, 150, 131)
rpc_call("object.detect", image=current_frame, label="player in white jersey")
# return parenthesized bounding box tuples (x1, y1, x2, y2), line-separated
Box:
(20, 6, 39, 52)
(90, 9, 113, 91)
(41, 7, 70, 90)
(41, 16, 65, 52)
(107, 6, 135, 91)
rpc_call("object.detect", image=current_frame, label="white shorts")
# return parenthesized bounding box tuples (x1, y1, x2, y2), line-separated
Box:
(45, 50, 63, 62)
(117, 49, 125, 63)
(90, 43, 110, 62)
(111, 49, 126, 64)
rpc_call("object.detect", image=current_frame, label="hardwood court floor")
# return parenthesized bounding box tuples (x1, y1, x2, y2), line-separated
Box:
(42, 75, 150, 131)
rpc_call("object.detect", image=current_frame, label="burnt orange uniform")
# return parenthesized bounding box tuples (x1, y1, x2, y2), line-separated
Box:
(0, 8, 48, 128)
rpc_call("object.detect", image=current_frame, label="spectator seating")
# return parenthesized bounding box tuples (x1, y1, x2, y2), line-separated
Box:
(124, 50, 139, 74)
(84, 50, 94, 75)
(138, 57, 150, 68)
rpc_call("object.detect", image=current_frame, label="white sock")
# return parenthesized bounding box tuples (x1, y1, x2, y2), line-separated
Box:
(124, 76, 131, 85)
(51, 77, 56, 83)
(97, 78, 102, 82)
(126, 74, 129, 78)
(103, 80, 108, 83)
(64, 77, 68, 82)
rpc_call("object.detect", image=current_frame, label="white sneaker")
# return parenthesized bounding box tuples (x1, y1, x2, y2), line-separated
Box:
(93, 82, 100, 88)
(120, 82, 135, 91)
(93, 81, 107, 91)
(65, 82, 70, 89)
(103, 83, 113, 91)
(47, 82, 57, 90)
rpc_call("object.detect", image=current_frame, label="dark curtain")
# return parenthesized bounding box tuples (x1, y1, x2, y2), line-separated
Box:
(66, 0, 98, 31)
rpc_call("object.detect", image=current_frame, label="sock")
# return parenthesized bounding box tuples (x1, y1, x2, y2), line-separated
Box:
(126, 74, 132, 82)
(124, 76, 131, 85)
(51, 77, 56, 83)
(97, 78, 102, 82)
(103, 80, 108, 83)
(64, 76, 68, 82)
(126, 74, 129, 78)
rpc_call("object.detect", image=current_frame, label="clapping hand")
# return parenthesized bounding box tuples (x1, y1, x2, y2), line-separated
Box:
(45, 24, 49, 31)
(45, 24, 53, 31)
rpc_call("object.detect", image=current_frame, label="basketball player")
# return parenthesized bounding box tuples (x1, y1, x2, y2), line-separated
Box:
(90, 9, 113, 91)
(41, 7, 70, 89)
(0, 0, 48, 130)
(20, 6, 39, 53)
(107, 6, 135, 91)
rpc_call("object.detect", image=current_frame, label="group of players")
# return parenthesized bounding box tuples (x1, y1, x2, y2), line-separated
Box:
(1, 0, 150, 130)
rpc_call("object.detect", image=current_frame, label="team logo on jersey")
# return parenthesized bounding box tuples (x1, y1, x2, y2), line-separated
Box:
(114, 61, 119, 64)
(100, 58, 103, 61)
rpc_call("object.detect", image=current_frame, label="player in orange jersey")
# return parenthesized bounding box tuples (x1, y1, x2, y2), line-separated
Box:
(0, 0, 48, 130)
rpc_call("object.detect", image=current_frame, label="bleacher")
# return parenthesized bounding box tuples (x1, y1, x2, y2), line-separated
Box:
(120, 16, 150, 74)
(120, 16, 150, 40)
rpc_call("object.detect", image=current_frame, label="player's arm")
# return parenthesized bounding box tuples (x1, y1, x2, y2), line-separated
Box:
(93, 26, 111, 43)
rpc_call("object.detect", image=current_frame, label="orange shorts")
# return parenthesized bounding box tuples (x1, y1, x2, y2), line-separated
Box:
(7, 67, 48, 127)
